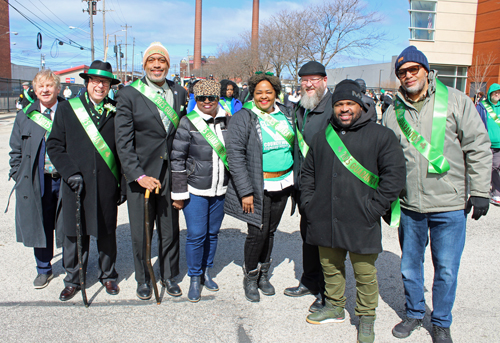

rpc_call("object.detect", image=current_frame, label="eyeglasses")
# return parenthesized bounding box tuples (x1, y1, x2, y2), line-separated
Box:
(195, 95, 218, 102)
(88, 77, 111, 86)
(396, 65, 422, 79)
(300, 77, 323, 85)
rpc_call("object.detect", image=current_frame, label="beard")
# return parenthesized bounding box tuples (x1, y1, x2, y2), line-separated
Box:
(301, 84, 325, 110)
(404, 77, 427, 95)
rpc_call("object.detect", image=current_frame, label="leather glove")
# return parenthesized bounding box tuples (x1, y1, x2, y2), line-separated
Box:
(67, 174, 83, 194)
(117, 194, 127, 206)
(465, 196, 489, 220)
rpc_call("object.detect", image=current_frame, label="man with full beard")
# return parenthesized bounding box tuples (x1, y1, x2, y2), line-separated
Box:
(383, 46, 491, 343)
(284, 61, 332, 312)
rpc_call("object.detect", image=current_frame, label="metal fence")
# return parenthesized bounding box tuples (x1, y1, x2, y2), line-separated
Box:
(0, 78, 31, 113)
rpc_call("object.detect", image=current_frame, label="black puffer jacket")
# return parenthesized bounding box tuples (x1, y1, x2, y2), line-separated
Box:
(224, 103, 292, 228)
(171, 107, 230, 199)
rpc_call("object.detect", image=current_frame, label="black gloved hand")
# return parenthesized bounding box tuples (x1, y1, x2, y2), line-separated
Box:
(465, 196, 489, 220)
(67, 174, 83, 194)
(117, 194, 127, 206)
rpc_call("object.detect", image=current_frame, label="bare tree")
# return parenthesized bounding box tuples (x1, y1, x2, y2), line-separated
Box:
(468, 52, 497, 96)
(304, 0, 383, 67)
(260, 20, 290, 79)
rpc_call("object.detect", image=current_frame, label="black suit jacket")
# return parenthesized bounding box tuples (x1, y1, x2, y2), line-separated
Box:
(115, 77, 187, 183)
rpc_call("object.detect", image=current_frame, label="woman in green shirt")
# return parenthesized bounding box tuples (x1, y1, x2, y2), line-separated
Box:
(225, 72, 294, 302)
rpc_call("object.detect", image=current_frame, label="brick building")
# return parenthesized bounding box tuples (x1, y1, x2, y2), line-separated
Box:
(0, 0, 12, 79)
(469, 0, 500, 95)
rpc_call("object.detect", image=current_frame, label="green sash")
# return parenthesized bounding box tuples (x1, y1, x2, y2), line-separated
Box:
(24, 89, 34, 104)
(325, 123, 401, 227)
(293, 104, 309, 157)
(186, 111, 229, 170)
(243, 102, 294, 147)
(68, 98, 120, 183)
(130, 79, 180, 129)
(219, 99, 232, 115)
(481, 100, 500, 127)
(395, 79, 450, 174)
(23, 107, 52, 133)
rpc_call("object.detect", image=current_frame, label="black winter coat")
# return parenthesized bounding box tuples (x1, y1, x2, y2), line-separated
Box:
(46, 93, 121, 238)
(300, 110, 406, 254)
(224, 104, 292, 228)
(292, 92, 333, 191)
(171, 107, 230, 197)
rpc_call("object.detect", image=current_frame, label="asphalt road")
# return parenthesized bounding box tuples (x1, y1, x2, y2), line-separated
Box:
(0, 112, 498, 342)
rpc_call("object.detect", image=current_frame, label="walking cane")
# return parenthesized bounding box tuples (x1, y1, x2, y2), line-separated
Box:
(75, 188, 89, 307)
(145, 186, 161, 305)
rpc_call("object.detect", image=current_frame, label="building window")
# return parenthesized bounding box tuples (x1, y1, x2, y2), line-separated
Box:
(430, 64, 468, 92)
(409, 0, 437, 41)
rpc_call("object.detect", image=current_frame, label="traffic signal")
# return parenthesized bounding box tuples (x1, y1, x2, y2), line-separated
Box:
(92, 1, 97, 15)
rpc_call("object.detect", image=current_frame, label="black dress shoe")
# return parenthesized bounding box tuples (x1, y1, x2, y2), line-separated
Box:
(59, 286, 80, 301)
(284, 283, 313, 297)
(136, 283, 152, 300)
(161, 278, 182, 297)
(309, 296, 324, 313)
(103, 281, 120, 295)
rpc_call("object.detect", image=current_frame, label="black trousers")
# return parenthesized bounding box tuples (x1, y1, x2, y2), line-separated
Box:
(62, 230, 118, 287)
(126, 162, 180, 284)
(299, 214, 325, 294)
(244, 188, 290, 271)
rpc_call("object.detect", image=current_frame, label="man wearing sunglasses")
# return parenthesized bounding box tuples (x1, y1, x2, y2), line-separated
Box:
(284, 61, 332, 313)
(115, 42, 187, 300)
(383, 46, 491, 343)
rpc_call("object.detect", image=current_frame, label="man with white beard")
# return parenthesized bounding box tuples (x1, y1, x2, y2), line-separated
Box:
(284, 61, 332, 312)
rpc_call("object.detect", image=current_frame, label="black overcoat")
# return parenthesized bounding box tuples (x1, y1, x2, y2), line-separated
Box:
(8, 99, 64, 247)
(300, 111, 406, 254)
(46, 93, 121, 238)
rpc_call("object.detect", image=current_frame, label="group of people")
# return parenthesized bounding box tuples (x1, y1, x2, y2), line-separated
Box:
(9, 43, 493, 343)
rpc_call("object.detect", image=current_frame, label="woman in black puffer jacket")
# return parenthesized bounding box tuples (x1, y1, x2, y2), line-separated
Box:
(225, 72, 294, 302)
(171, 80, 230, 302)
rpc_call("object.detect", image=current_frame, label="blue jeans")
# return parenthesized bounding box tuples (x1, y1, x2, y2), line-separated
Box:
(399, 209, 466, 328)
(183, 194, 225, 277)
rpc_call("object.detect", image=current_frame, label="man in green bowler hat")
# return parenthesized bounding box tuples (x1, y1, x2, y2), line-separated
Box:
(47, 60, 124, 302)
(384, 46, 491, 343)
(301, 79, 405, 343)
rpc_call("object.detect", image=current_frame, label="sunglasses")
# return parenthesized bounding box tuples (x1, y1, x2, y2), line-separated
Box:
(195, 95, 218, 102)
(397, 65, 422, 79)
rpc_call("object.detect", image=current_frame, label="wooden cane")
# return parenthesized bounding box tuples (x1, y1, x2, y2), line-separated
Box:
(144, 186, 161, 304)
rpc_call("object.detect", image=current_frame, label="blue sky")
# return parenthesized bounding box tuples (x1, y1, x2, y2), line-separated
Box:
(7, 0, 411, 75)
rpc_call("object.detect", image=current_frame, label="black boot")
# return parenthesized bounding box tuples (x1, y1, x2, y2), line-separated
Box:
(188, 276, 201, 302)
(258, 262, 275, 296)
(243, 266, 260, 302)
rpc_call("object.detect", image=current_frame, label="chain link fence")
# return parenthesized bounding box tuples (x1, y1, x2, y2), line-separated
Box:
(0, 78, 30, 113)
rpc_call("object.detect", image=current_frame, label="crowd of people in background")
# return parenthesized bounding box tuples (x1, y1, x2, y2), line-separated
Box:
(9, 42, 495, 343)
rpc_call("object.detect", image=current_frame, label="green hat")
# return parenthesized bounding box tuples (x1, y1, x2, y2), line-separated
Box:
(80, 60, 120, 85)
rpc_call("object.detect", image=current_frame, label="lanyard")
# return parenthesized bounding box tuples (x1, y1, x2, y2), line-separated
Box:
(395, 79, 450, 174)
(325, 123, 400, 227)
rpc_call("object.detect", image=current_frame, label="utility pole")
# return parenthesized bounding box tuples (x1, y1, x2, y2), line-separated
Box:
(121, 24, 131, 83)
(102, 0, 105, 59)
(40, 54, 45, 70)
(119, 44, 123, 81)
(82, 0, 99, 62)
(132, 37, 135, 80)
(114, 35, 119, 78)
(187, 49, 190, 76)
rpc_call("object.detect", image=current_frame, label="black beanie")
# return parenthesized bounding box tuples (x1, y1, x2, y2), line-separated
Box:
(332, 79, 364, 108)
